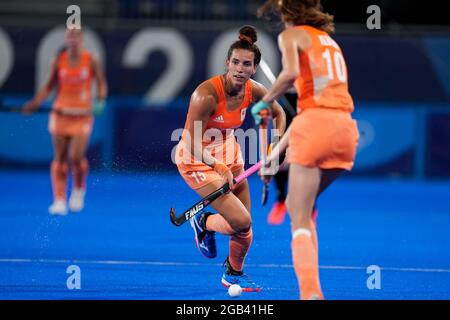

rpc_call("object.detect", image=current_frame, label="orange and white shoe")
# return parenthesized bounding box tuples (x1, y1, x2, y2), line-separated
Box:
(49, 198, 68, 216)
(69, 188, 85, 212)
(267, 201, 287, 225)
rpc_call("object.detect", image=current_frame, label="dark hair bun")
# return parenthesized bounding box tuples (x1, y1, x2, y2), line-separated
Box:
(239, 25, 257, 45)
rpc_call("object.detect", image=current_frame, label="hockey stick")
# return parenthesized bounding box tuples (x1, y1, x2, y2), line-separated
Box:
(259, 110, 270, 206)
(0, 105, 53, 114)
(0, 105, 92, 116)
(259, 58, 297, 117)
(0, 98, 93, 116)
(169, 161, 263, 227)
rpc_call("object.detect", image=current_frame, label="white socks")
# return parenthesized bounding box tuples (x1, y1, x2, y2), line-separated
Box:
(49, 198, 68, 216)
(69, 188, 85, 212)
(292, 228, 312, 239)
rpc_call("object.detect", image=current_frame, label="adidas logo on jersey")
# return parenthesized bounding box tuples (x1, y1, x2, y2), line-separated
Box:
(213, 115, 224, 123)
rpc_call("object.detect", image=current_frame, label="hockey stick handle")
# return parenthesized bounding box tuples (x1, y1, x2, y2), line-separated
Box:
(0, 106, 52, 114)
(0, 105, 92, 116)
(259, 116, 270, 206)
(235, 160, 263, 184)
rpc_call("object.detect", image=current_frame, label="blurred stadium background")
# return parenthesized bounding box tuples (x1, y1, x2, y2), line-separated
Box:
(1, 0, 450, 300)
(1, 0, 449, 177)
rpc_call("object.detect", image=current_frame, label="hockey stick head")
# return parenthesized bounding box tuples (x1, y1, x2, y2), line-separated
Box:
(169, 207, 182, 226)
(261, 182, 269, 206)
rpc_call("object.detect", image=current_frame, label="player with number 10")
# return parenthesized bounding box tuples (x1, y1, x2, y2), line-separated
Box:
(252, 0, 360, 299)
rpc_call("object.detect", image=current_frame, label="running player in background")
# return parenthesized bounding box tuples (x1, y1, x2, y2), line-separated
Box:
(175, 26, 286, 291)
(253, 0, 359, 299)
(22, 27, 108, 215)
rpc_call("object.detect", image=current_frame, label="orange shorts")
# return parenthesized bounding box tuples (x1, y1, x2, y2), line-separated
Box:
(288, 108, 359, 170)
(48, 113, 93, 137)
(175, 132, 245, 190)
(177, 162, 244, 190)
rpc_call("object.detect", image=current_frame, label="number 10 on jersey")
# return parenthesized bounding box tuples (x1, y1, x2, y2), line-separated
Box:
(322, 49, 347, 82)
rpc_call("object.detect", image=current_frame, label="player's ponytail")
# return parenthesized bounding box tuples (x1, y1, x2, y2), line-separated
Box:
(238, 25, 258, 45)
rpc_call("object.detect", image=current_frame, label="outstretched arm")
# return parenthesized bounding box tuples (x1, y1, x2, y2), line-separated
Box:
(261, 28, 304, 103)
(251, 28, 310, 124)
(252, 82, 286, 140)
(91, 55, 108, 100)
(22, 58, 58, 114)
(91, 56, 108, 116)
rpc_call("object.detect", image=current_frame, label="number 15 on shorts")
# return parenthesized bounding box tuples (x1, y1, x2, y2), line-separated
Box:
(191, 172, 206, 184)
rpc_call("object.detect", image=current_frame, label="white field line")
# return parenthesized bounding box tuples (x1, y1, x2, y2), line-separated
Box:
(0, 258, 449, 273)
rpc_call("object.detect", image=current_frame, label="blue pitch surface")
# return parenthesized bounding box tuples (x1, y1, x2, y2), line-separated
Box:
(1, 170, 450, 300)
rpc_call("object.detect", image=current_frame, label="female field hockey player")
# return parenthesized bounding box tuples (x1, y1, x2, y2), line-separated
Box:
(23, 27, 107, 215)
(175, 26, 286, 291)
(252, 0, 359, 299)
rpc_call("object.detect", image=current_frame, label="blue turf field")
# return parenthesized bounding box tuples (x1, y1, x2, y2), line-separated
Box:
(1, 170, 450, 300)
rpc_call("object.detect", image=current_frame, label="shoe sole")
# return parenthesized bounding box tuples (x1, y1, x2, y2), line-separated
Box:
(221, 279, 261, 292)
(267, 216, 284, 225)
(69, 198, 84, 212)
(69, 205, 83, 212)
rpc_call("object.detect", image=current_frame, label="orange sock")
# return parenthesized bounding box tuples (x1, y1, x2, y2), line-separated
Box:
(229, 228, 252, 272)
(205, 214, 235, 235)
(72, 158, 89, 190)
(51, 161, 68, 200)
(291, 231, 323, 300)
(206, 214, 253, 272)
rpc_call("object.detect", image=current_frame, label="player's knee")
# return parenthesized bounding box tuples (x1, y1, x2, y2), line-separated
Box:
(234, 226, 252, 240)
(70, 156, 84, 168)
(230, 215, 252, 233)
(54, 153, 68, 163)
